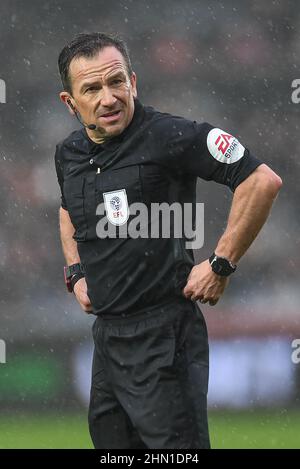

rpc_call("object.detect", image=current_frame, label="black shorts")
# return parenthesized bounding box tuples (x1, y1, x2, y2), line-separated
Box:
(88, 298, 210, 449)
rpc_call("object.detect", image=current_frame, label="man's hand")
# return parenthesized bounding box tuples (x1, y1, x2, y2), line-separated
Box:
(73, 277, 93, 313)
(182, 260, 229, 306)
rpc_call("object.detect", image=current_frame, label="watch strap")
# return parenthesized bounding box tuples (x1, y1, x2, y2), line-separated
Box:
(64, 263, 85, 292)
(70, 272, 85, 292)
(64, 263, 85, 279)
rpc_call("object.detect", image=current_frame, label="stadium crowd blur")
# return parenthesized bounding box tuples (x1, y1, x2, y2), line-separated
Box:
(0, 0, 299, 340)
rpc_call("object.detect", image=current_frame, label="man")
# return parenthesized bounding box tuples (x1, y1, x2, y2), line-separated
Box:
(55, 33, 282, 449)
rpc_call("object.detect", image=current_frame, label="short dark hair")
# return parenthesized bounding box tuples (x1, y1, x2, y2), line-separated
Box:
(58, 32, 133, 94)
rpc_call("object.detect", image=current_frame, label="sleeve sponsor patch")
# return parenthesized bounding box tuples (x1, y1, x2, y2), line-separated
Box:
(207, 128, 245, 164)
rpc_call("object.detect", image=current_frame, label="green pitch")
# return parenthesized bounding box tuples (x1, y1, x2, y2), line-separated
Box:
(0, 410, 299, 449)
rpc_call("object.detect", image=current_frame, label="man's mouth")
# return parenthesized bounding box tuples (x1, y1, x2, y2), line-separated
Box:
(99, 110, 122, 122)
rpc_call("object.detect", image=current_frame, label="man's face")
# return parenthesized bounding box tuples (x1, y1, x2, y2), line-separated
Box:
(61, 46, 137, 141)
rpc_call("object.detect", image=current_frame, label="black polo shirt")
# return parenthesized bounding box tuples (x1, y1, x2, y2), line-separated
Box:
(55, 98, 262, 318)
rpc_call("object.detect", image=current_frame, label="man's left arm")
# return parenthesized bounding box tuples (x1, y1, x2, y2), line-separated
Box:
(183, 163, 282, 305)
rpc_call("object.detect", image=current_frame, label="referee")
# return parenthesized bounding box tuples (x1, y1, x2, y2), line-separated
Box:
(55, 33, 282, 449)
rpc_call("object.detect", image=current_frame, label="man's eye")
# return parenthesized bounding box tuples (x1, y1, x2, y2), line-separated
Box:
(111, 79, 123, 85)
(85, 87, 98, 93)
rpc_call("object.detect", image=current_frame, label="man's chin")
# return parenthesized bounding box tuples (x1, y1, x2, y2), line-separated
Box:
(101, 124, 125, 138)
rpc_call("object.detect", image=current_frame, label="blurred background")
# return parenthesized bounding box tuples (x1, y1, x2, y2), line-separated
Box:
(0, 0, 300, 449)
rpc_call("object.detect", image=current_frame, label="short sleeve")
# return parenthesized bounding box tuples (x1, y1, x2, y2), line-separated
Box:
(166, 119, 263, 192)
(54, 144, 67, 209)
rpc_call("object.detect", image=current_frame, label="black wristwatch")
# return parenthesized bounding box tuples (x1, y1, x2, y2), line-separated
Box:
(209, 253, 237, 277)
(64, 263, 85, 292)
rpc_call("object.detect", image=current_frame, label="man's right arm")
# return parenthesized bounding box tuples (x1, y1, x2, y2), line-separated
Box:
(59, 207, 92, 313)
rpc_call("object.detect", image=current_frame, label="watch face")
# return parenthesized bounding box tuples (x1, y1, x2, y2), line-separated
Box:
(210, 255, 236, 276)
(214, 259, 225, 274)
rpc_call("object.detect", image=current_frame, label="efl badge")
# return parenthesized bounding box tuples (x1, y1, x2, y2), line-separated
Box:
(207, 128, 245, 164)
(103, 189, 129, 226)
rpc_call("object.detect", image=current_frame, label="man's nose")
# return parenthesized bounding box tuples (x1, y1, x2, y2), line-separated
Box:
(101, 86, 117, 107)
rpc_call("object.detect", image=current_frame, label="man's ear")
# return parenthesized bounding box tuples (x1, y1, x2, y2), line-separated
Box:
(130, 72, 137, 98)
(60, 91, 76, 115)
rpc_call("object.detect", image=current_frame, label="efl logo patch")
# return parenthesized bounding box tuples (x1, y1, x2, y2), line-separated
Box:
(207, 128, 245, 164)
(103, 189, 129, 226)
